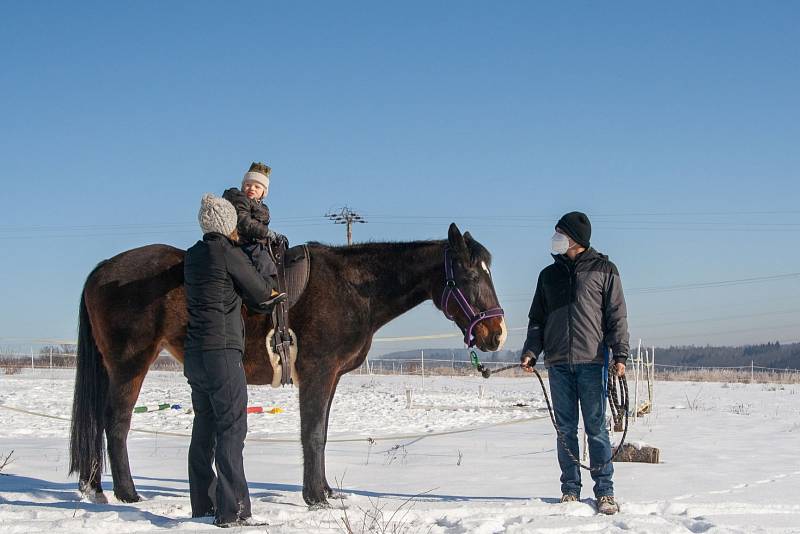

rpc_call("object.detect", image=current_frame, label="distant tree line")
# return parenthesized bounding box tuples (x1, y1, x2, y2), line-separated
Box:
(649, 341, 800, 369)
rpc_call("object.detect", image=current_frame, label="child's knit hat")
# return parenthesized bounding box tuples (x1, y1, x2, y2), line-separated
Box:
(242, 162, 271, 191)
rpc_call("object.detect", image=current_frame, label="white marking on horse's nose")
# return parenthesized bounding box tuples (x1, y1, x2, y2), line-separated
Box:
(496, 318, 508, 350)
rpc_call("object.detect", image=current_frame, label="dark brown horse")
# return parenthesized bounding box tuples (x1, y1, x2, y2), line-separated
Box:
(69, 223, 507, 506)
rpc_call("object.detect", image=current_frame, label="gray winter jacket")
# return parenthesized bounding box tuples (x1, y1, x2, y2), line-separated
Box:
(522, 248, 629, 367)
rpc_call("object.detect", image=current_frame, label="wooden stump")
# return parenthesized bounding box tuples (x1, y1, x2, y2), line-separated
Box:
(613, 443, 660, 463)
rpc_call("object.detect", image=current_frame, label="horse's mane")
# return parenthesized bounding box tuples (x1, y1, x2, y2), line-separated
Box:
(306, 237, 492, 266)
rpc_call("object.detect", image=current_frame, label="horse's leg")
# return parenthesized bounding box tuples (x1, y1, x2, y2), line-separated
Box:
(321, 374, 342, 498)
(299, 369, 339, 507)
(105, 358, 151, 503)
(78, 458, 106, 504)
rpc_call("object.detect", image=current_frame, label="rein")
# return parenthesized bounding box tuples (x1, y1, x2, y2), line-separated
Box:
(470, 352, 629, 473)
(440, 247, 505, 347)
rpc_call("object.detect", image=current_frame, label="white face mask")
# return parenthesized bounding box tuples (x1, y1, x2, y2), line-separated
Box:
(550, 232, 571, 255)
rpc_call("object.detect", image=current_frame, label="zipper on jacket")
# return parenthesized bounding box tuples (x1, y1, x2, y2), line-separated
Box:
(561, 261, 576, 371)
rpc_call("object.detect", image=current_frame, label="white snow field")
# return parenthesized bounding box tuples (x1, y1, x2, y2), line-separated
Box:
(1, 369, 799, 533)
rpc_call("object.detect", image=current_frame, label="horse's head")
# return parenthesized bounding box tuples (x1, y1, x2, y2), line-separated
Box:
(438, 223, 507, 352)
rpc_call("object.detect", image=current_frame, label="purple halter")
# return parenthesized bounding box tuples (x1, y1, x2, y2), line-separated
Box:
(440, 247, 505, 347)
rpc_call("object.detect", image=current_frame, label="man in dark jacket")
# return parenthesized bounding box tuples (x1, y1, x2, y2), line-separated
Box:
(520, 211, 629, 515)
(184, 193, 283, 528)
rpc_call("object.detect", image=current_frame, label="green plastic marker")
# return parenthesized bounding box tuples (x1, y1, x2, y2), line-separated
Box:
(134, 403, 171, 413)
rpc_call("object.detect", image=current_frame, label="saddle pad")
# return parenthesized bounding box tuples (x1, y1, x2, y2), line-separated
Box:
(282, 244, 310, 309)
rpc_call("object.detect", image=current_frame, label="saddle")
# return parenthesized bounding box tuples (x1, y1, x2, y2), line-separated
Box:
(266, 243, 310, 387)
(278, 244, 311, 309)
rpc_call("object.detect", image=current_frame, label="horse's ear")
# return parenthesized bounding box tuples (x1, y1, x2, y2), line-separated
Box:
(463, 231, 474, 244)
(448, 223, 468, 256)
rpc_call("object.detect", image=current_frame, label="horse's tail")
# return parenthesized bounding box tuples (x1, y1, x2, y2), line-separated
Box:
(69, 262, 110, 479)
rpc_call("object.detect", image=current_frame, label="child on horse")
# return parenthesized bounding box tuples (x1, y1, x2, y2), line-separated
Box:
(222, 162, 289, 287)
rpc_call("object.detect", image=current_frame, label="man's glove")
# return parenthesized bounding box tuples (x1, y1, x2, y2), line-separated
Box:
(520, 350, 537, 370)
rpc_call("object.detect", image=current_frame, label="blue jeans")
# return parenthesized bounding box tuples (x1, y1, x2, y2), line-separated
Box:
(548, 363, 614, 497)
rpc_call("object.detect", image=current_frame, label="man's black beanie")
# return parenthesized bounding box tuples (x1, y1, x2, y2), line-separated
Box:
(556, 211, 591, 248)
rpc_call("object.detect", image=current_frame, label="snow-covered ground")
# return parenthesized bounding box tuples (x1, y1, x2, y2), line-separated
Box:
(1, 369, 799, 533)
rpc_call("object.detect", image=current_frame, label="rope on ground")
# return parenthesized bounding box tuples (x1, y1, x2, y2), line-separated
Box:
(0, 402, 548, 444)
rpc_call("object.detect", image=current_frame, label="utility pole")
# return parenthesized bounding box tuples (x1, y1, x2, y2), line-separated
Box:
(325, 206, 367, 245)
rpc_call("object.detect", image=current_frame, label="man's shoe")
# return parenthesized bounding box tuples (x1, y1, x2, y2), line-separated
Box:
(596, 495, 619, 515)
(560, 494, 579, 503)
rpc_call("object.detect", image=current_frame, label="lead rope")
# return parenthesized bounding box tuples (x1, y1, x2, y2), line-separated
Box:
(470, 351, 629, 473)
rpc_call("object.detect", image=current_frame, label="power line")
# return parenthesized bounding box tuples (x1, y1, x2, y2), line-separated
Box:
(641, 322, 800, 342)
(0, 216, 333, 232)
(624, 293, 800, 320)
(4, 209, 799, 233)
(633, 309, 800, 328)
(5, 222, 798, 240)
(498, 272, 800, 300)
(631, 272, 800, 293)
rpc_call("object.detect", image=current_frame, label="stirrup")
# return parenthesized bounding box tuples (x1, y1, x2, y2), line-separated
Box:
(265, 327, 299, 388)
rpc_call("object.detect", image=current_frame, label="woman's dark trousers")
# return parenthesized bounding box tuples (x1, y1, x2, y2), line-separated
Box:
(184, 349, 251, 524)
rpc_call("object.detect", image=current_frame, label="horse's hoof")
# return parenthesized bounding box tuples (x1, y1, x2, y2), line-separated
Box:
(82, 491, 108, 504)
(323, 482, 346, 500)
(79, 482, 108, 504)
(303, 489, 330, 509)
(306, 500, 331, 511)
(114, 491, 141, 503)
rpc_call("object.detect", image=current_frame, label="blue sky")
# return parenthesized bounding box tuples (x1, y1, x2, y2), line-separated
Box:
(1, 1, 799, 354)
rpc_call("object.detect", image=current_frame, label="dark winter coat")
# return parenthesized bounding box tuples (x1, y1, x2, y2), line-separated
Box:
(222, 187, 271, 245)
(522, 248, 630, 367)
(184, 233, 273, 354)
